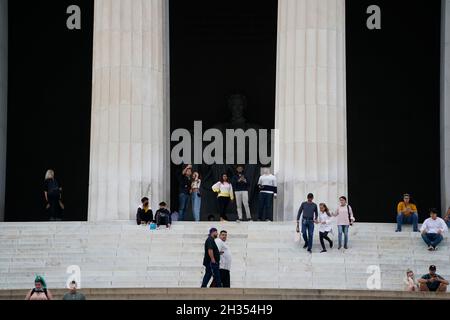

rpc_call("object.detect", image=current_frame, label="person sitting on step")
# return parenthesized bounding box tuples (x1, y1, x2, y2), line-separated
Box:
(396, 193, 419, 232)
(418, 265, 449, 292)
(155, 202, 172, 229)
(136, 197, 153, 226)
(420, 208, 448, 251)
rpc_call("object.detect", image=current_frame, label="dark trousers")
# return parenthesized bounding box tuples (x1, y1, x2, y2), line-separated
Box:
(178, 193, 190, 221)
(201, 262, 222, 288)
(211, 269, 230, 288)
(258, 192, 273, 220)
(217, 197, 230, 220)
(422, 233, 443, 248)
(319, 231, 333, 250)
(157, 216, 169, 227)
(302, 219, 315, 250)
(48, 195, 62, 220)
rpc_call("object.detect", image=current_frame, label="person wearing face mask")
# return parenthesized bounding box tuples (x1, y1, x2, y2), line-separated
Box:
(136, 197, 153, 225)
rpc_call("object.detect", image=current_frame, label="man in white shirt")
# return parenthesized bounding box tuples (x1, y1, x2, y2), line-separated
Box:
(257, 168, 277, 222)
(420, 209, 448, 251)
(214, 230, 232, 288)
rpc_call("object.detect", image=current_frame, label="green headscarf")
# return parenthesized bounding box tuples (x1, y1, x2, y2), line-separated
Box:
(34, 275, 47, 289)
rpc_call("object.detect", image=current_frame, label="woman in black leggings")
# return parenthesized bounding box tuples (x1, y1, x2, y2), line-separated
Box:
(318, 203, 333, 253)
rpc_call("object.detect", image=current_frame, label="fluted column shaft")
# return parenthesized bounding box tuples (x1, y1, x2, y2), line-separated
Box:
(0, 0, 7, 222)
(442, 0, 450, 214)
(275, 0, 347, 221)
(89, 0, 170, 221)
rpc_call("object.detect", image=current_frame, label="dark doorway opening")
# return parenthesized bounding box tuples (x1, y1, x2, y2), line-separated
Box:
(346, 1, 441, 222)
(5, 0, 94, 221)
(169, 0, 279, 221)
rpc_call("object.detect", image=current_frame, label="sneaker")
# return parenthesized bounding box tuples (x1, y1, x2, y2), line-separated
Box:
(307, 249, 312, 254)
(428, 246, 434, 251)
(303, 244, 308, 249)
(236, 219, 241, 223)
(338, 246, 342, 250)
(320, 250, 327, 253)
(344, 246, 348, 250)
(395, 229, 401, 232)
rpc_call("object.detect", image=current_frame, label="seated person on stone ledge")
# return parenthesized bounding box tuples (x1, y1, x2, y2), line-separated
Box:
(403, 269, 418, 292)
(420, 208, 448, 251)
(155, 202, 172, 229)
(396, 193, 419, 232)
(418, 265, 449, 292)
(136, 197, 153, 226)
(443, 206, 450, 228)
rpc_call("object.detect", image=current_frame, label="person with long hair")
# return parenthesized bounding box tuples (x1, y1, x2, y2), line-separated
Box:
(332, 196, 355, 250)
(191, 171, 202, 222)
(25, 275, 53, 300)
(44, 169, 63, 221)
(212, 174, 234, 222)
(318, 203, 334, 253)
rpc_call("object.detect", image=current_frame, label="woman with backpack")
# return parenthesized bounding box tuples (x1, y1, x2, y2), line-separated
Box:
(25, 275, 53, 300)
(332, 196, 355, 250)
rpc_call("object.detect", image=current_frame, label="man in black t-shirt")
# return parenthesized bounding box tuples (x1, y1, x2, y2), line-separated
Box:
(418, 265, 449, 292)
(201, 228, 222, 288)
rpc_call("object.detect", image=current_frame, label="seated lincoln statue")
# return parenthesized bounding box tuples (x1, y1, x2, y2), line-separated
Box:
(198, 94, 271, 220)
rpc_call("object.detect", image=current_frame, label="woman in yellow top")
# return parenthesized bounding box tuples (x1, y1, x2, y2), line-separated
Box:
(396, 193, 419, 232)
(212, 174, 234, 222)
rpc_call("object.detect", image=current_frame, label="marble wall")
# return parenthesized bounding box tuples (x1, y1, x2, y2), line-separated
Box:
(0, 0, 7, 222)
(88, 0, 170, 221)
(274, 0, 347, 221)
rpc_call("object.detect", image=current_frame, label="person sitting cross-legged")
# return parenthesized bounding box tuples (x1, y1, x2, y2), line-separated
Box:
(418, 265, 449, 292)
(396, 194, 419, 232)
(421, 208, 448, 251)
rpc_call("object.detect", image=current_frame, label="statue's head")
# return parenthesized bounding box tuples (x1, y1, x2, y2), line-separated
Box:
(227, 94, 247, 119)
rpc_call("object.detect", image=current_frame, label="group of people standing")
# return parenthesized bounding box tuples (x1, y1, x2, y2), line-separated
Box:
(296, 193, 355, 253)
(178, 164, 277, 222)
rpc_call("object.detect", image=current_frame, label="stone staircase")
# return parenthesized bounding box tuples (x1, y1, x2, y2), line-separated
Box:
(0, 221, 448, 292)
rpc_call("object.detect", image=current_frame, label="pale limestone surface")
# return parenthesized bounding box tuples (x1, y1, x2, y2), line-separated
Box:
(274, 0, 348, 221)
(0, 221, 447, 291)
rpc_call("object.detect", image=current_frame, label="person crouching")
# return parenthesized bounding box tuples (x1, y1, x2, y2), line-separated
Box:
(155, 202, 172, 229)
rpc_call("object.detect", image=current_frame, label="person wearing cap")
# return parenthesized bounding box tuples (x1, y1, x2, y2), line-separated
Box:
(420, 208, 448, 251)
(63, 281, 86, 300)
(396, 194, 419, 232)
(403, 269, 418, 292)
(25, 275, 53, 300)
(418, 265, 449, 292)
(201, 228, 222, 288)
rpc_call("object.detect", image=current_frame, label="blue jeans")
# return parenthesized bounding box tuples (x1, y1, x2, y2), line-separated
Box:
(302, 219, 315, 251)
(178, 193, 190, 221)
(338, 225, 349, 248)
(201, 262, 222, 288)
(258, 192, 273, 220)
(396, 213, 419, 231)
(191, 191, 201, 222)
(421, 233, 443, 248)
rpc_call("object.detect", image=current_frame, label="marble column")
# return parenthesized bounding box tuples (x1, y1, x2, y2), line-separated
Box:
(89, 0, 170, 221)
(274, 0, 347, 221)
(0, 0, 7, 222)
(441, 0, 450, 215)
